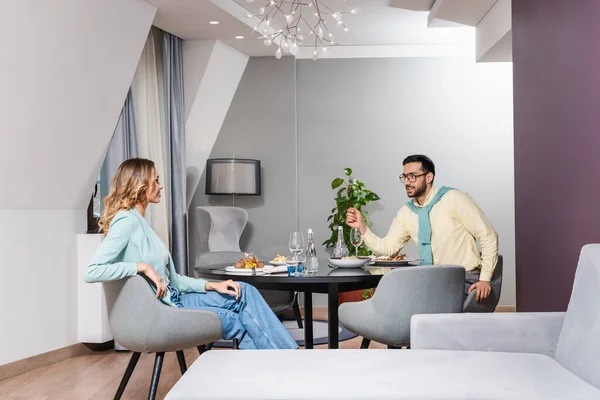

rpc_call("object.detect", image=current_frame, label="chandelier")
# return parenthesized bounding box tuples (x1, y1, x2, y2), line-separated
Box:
(245, 0, 356, 60)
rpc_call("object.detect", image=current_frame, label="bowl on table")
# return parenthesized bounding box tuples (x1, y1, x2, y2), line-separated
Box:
(328, 257, 371, 269)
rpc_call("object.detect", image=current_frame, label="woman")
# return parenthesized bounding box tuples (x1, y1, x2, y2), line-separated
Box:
(85, 158, 298, 350)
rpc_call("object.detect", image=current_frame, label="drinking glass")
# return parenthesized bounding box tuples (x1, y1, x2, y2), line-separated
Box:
(350, 228, 363, 257)
(289, 231, 305, 261)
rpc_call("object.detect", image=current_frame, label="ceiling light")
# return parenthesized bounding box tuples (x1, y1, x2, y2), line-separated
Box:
(209, 21, 219, 25)
(247, 0, 352, 60)
(235, 36, 244, 39)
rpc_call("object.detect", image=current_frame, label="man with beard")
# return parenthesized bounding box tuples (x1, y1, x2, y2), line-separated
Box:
(346, 154, 498, 303)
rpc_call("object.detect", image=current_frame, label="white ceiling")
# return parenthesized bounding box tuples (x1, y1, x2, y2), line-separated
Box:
(147, 0, 474, 57)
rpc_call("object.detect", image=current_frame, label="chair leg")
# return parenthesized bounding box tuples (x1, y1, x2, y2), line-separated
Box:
(114, 351, 141, 400)
(197, 345, 207, 355)
(148, 352, 164, 400)
(206, 342, 213, 351)
(360, 338, 371, 349)
(233, 338, 240, 350)
(387, 345, 401, 349)
(175, 350, 187, 375)
(293, 294, 304, 329)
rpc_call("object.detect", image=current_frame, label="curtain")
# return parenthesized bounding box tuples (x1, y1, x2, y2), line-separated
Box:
(99, 88, 139, 202)
(133, 27, 170, 246)
(163, 32, 188, 275)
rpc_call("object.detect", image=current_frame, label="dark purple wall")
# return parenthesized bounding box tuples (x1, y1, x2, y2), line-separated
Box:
(513, 0, 600, 311)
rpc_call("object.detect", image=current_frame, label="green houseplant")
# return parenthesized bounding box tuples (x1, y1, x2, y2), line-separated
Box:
(322, 168, 381, 257)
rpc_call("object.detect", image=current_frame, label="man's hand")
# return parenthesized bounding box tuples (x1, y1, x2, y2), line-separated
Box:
(137, 263, 167, 299)
(206, 280, 241, 300)
(346, 207, 367, 234)
(468, 281, 492, 304)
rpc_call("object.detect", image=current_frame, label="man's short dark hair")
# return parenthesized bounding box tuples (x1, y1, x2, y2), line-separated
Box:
(402, 154, 435, 176)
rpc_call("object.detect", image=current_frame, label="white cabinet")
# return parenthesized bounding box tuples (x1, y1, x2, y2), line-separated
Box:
(77, 233, 113, 343)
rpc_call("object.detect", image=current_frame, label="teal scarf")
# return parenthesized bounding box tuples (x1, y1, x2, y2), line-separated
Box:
(405, 186, 455, 265)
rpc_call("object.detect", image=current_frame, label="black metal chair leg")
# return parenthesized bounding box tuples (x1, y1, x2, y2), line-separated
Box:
(206, 342, 213, 351)
(148, 352, 164, 400)
(176, 350, 187, 375)
(233, 338, 240, 350)
(360, 338, 371, 349)
(114, 351, 141, 400)
(197, 344, 207, 355)
(388, 345, 401, 349)
(292, 294, 304, 329)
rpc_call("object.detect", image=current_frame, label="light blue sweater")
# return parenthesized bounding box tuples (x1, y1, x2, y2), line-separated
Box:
(84, 208, 207, 307)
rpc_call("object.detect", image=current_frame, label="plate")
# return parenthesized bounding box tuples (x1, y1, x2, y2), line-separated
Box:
(269, 261, 287, 266)
(328, 257, 371, 269)
(224, 266, 270, 275)
(369, 258, 422, 267)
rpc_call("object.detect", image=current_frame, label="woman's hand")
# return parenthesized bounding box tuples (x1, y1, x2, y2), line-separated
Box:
(206, 280, 241, 300)
(137, 263, 167, 299)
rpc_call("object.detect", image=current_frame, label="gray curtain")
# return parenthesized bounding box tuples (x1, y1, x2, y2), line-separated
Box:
(163, 32, 188, 275)
(100, 88, 139, 202)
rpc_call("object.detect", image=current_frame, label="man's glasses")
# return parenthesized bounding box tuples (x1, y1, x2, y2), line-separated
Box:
(399, 173, 427, 183)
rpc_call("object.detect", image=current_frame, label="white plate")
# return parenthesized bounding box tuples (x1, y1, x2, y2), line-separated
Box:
(328, 257, 371, 269)
(370, 258, 422, 266)
(224, 266, 270, 275)
(269, 261, 287, 266)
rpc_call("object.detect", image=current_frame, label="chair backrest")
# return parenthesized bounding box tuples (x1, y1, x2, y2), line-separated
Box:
(463, 255, 503, 312)
(372, 265, 465, 344)
(102, 275, 163, 352)
(554, 244, 600, 389)
(196, 206, 248, 253)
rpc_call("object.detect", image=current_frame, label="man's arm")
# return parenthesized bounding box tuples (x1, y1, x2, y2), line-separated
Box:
(453, 191, 498, 281)
(361, 208, 411, 257)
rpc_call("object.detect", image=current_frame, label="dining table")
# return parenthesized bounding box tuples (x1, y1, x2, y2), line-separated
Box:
(195, 264, 396, 349)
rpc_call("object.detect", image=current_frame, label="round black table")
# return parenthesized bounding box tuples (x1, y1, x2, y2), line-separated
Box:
(196, 265, 391, 349)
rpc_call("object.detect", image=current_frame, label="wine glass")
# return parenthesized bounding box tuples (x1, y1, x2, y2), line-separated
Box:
(289, 231, 305, 262)
(350, 228, 363, 257)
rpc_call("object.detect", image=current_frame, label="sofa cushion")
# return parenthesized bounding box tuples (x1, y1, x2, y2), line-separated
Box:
(166, 349, 599, 400)
(555, 244, 600, 390)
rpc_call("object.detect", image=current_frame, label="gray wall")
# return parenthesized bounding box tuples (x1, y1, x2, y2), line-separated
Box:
(189, 56, 297, 265)
(189, 56, 515, 306)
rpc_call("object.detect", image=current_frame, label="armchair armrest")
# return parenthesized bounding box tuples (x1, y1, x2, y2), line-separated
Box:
(410, 312, 565, 357)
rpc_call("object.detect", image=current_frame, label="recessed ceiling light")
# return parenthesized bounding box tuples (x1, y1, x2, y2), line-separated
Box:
(235, 36, 244, 39)
(209, 21, 219, 25)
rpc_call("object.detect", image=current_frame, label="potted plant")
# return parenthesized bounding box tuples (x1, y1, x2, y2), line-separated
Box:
(322, 168, 381, 304)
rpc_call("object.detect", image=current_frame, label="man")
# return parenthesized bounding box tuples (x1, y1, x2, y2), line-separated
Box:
(346, 154, 498, 303)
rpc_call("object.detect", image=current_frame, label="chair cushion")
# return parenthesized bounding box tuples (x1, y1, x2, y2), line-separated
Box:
(555, 244, 600, 389)
(166, 349, 599, 400)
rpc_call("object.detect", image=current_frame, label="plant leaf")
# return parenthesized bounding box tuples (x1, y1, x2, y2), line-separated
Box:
(331, 178, 344, 189)
(365, 192, 380, 201)
(344, 168, 353, 176)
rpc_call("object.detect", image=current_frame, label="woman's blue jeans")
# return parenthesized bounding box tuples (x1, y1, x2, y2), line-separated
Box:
(170, 282, 298, 350)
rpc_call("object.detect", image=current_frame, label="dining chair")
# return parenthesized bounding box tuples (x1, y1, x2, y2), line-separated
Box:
(102, 275, 224, 400)
(338, 265, 465, 348)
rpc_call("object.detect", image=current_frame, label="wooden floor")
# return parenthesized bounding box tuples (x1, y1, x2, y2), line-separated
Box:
(0, 309, 386, 400)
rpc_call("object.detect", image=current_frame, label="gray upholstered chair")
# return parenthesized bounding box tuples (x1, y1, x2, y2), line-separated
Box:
(338, 265, 465, 348)
(103, 275, 223, 400)
(463, 254, 503, 312)
(196, 206, 248, 252)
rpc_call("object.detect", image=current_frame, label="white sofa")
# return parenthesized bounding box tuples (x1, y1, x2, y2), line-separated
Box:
(165, 244, 600, 400)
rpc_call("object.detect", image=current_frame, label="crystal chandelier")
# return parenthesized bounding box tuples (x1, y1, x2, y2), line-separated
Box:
(245, 0, 356, 60)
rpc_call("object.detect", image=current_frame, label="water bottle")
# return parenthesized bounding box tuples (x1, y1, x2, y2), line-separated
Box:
(306, 229, 319, 276)
(333, 226, 349, 258)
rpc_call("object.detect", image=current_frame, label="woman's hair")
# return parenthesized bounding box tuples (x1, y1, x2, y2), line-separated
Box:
(98, 158, 155, 234)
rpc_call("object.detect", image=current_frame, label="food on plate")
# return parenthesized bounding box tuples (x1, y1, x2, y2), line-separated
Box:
(341, 256, 359, 260)
(272, 254, 287, 263)
(234, 253, 265, 269)
(377, 253, 406, 261)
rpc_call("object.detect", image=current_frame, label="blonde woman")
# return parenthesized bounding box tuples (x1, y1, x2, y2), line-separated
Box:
(85, 158, 297, 350)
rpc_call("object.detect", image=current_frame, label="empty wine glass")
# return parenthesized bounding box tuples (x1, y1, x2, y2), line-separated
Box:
(350, 228, 363, 257)
(289, 231, 305, 262)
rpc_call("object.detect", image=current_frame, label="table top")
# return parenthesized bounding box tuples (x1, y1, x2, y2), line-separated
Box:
(195, 264, 401, 293)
